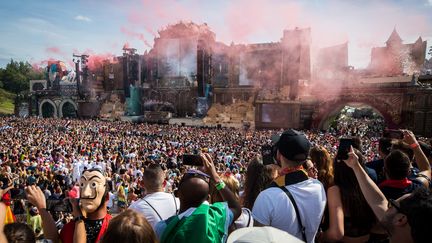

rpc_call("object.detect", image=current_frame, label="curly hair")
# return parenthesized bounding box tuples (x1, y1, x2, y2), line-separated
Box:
(310, 146, 334, 190)
(4, 223, 35, 243)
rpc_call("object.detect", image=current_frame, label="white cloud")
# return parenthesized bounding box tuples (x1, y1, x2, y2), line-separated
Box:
(15, 18, 65, 39)
(74, 15, 92, 22)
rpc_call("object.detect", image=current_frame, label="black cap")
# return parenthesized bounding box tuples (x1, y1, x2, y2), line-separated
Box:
(275, 129, 311, 162)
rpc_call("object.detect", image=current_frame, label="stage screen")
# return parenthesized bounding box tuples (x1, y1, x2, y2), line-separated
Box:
(212, 53, 229, 87)
(158, 38, 197, 78)
(239, 49, 282, 87)
(261, 104, 291, 124)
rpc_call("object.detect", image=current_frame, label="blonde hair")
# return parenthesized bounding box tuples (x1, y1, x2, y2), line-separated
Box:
(210, 173, 240, 203)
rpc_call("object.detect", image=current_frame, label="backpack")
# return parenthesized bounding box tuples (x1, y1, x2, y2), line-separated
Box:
(160, 202, 230, 243)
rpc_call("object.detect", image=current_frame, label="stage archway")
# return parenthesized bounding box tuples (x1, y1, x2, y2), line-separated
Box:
(39, 99, 57, 118)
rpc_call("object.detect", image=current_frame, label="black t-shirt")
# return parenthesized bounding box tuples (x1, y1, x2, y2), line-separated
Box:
(366, 159, 384, 184)
(84, 219, 103, 243)
(380, 180, 423, 200)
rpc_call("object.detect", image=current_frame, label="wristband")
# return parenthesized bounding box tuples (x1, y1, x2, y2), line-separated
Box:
(74, 215, 85, 223)
(410, 143, 419, 149)
(215, 181, 226, 191)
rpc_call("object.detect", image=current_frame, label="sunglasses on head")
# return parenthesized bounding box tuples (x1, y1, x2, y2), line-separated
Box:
(388, 199, 404, 214)
(179, 170, 211, 184)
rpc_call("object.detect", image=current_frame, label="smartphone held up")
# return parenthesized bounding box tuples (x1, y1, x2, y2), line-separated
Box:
(336, 138, 354, 161)
(383, 129, 404, 140)
(182, 154, 203, 166)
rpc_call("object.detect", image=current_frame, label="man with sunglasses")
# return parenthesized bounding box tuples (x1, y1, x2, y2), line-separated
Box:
(25, 169, 112, 243)
(344, 146, 432, 243)
(155, 153, 241, 243)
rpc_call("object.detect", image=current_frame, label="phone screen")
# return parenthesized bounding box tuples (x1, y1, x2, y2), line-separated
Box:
(182, 154, 203, 166)
(383, 129, 404, 139)
(261, 145, 275, 165)
(336, 138, 354, 161)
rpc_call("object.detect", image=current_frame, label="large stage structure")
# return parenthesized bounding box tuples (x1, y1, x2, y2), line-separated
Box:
(27, 23, 432, 136)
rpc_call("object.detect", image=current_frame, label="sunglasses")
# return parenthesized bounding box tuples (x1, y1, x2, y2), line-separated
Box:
(388, 199, 403, 214)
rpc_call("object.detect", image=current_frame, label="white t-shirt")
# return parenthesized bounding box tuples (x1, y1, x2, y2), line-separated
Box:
(107, 192, 115, 208)
(252, 179, 326, 243)
(44, 189, 52, 199)
(234, 207, 254, 229)
(133, 169, 143, 178)
(129, 192, 180, 228)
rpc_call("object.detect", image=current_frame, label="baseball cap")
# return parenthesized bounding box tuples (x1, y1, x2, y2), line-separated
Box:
(275, 129, 311, 162)
(227, 226, 304, 243)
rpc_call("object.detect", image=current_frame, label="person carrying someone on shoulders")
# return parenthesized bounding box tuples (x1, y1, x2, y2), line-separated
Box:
(252, 129, 326, 243)
(25, 168, 112, 243)
(155, 153, 241, 243)
(129, 163, 180, 229)
(343, 145, 432, 243)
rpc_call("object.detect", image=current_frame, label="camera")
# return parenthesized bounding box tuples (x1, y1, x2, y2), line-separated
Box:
(260, 134, 281, 165)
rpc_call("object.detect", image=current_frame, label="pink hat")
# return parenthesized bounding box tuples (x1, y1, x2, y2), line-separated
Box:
(68, 186, 80, 199)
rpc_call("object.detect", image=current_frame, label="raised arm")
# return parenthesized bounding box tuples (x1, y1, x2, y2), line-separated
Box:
(71, 198, 87, 243)
(402, 130, 431, 182)
(25, 185, 60, 243)
(202, 153, 242, 221)
(343, 146, 388, 221)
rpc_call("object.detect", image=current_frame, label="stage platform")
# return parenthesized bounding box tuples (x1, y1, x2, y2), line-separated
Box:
(118, 116, 251, 129)
(169, 118, 251, 129)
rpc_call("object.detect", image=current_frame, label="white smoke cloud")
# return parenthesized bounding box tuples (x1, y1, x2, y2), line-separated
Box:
(74, 15, 92, 22)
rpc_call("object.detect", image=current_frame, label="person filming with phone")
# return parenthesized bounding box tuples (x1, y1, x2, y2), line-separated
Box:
(343, 145, 432, 243)
(378, 130, 431, 200)
(155, 153, 241, 243)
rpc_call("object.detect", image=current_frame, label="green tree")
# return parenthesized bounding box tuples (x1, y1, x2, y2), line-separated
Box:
(0, 59, 44, 94)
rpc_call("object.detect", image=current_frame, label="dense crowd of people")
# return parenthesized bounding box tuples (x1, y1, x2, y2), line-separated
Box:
(0, 116, 431, 243)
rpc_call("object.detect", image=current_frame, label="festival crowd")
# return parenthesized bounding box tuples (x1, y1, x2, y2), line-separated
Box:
(0, 116, 431, 243)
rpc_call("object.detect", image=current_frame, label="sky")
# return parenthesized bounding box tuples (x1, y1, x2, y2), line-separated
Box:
(0, 0, 431, 70)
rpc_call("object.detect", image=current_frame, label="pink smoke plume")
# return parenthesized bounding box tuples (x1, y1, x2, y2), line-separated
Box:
(120, 26, 152, 48)
(46, 46, 66, 56)
(44, 46, 75, 68)
(127, 0, 195, 34)
(30, 58, 58, 70)
(121, 0, 430, 69)
(78, 49, 117, 71)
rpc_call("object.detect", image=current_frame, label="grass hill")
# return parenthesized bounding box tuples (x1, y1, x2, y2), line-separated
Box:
(0, 88, 15, 114)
